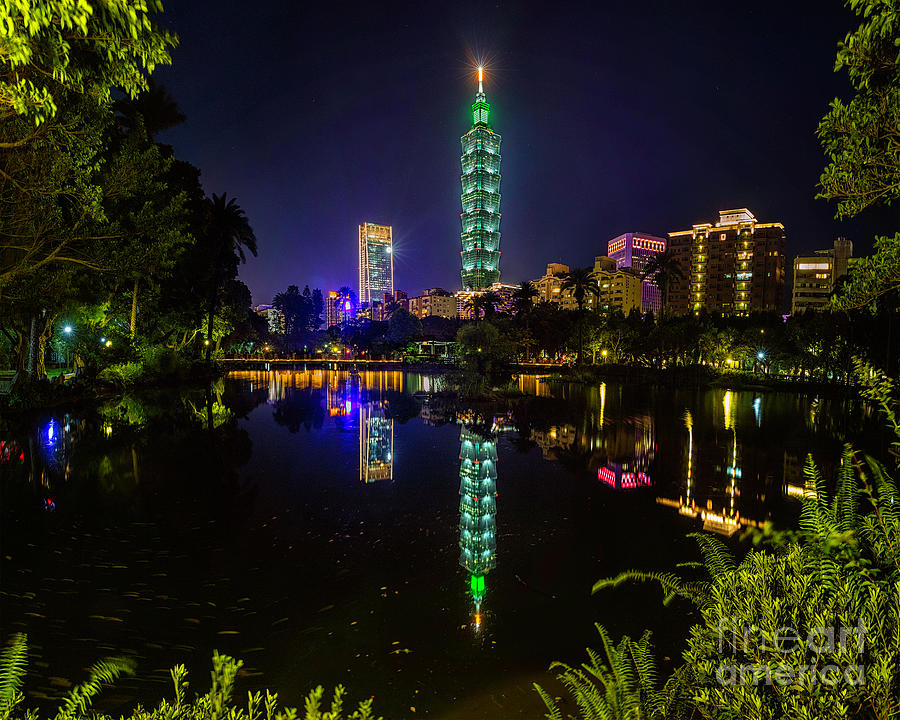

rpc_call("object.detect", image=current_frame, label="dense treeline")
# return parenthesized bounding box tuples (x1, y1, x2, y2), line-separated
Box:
(0, 2, 262, 393)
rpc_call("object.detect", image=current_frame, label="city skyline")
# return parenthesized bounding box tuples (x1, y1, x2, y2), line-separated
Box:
(154, 1, 896, 305)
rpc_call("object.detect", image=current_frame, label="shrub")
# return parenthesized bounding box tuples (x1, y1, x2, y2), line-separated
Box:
(0, 635, 382, 720)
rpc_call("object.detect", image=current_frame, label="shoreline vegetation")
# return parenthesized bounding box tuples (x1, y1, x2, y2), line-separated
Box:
(0, 355, 867, 415)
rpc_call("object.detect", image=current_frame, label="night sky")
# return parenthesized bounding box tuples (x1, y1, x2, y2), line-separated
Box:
(155, 1, 896, 306)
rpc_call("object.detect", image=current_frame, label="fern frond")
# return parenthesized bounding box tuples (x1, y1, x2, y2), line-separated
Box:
(57, 657, 135, 719)
(532, 683, 564, 720)
(835, 443, 859, 533)
(592, 570, 687, 606)
(689, 533, 737, 580)
(0, 634, 28, 706)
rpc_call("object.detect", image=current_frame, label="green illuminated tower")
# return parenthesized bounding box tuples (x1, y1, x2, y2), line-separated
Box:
(459, 66, 502, 290)
(458, 423, 497, 629)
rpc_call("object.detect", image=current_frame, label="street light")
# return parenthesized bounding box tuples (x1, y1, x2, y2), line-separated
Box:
(63, 325, 72, 334)
(757, 351, 765, 360)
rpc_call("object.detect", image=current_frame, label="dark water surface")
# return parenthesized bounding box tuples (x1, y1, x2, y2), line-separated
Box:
(0, 370, 878, 718)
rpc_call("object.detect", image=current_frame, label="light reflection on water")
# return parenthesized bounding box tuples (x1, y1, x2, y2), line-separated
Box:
(0, 370, 878, 717)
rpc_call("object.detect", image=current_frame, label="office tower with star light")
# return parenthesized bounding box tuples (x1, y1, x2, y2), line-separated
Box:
(459, 66, 502, 290)
(358, 222, 393, 306)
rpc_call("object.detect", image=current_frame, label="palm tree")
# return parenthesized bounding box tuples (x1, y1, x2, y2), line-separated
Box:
(513, 281, 540, 362)
(335, 286, 356, 323)
(557, 266, 600, 364)
(641, 251, 685, 315)
(465, 290, 502, 324)
(204, 193, 257, 362)
(116, 80, 186, 140)
(512, 280, 539, 314)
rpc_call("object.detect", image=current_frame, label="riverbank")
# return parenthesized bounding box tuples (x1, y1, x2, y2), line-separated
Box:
(0, 361, 224, 415)
(530, 363, 860, 396)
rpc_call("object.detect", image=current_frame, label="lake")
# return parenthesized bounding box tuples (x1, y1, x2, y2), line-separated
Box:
(0, 369, 878, 718)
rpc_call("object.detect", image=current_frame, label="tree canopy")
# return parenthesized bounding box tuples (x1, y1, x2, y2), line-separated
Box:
(0, 0, 177, 129)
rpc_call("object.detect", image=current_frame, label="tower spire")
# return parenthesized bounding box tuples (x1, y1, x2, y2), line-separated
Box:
(478, 65, 483, 94)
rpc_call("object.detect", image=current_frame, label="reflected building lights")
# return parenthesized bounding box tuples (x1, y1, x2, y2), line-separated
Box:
(657, 393, 761, 537)
(360, 402, 393, 483)
(597, 413, 654, 490)
(458, 423, 498, 631)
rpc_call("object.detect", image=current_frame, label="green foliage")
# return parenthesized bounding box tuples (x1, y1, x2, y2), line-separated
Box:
(579, 415, 900, 719)
(97, 361, 145, 387)
(57, 657, 136, 719)
(817, 0, 900, 218)
(0, 633, 27, 709)
(451, 320, 515, 395)
(386, 308, 422, 346)
(831, 233, 900, 311)
(0, 637, 382, 720)
(535, 625, 664, 720)
(0, 0, 177, 126)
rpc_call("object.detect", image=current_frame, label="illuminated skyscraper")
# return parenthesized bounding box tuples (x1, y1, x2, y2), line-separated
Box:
(459, 66, 502, 290)
(358, 223, 393, 305)
(458, 424, 497, 630)
(607, 233, 667, 315)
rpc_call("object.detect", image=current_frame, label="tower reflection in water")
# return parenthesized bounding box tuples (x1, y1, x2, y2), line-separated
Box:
(457, 418, 498, 632)
(360, 402, 393, 483)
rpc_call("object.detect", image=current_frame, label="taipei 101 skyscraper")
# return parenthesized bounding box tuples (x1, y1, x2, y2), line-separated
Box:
(459, 66, 502, 290)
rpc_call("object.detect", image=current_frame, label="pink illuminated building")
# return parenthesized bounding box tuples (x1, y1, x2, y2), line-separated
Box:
(607, 233, 666, 315)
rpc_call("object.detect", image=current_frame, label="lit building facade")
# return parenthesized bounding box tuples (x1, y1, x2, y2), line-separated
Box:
(533, 263, 569, 303)
(607, 233, 666, 315)
(531, 259, 642, 316)
(409, 288, 458, 319)
(358, 223, 393, 306)
(667, 209, 785, 316)
(791, 237, 853, 314)
(593, 256, 643, 316)
(325, 291, 340, 328)
(459, 67, 502, 290)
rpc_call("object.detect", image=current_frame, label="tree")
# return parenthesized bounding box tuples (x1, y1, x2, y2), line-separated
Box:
(453, 321, 515, 395)
(273, 285, 312, 345)
(464, 290, 502, 324)
(641, 251, 685, 314)
(820, 1, 900, 329)
(115, 80, 186, 140)
(512, 280, 539, 314)
(334, 286, 356, 325)
(311, 288, 324, 331)
(511, 281, 540, 362)
(386, 307, 422, 347)
(557, 266, 600, 364)
(201, 194, 257, 362)
(816, 0, 900, 218)
(0, 0, 177, 130)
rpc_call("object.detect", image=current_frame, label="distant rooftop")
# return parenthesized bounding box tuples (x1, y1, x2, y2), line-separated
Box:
(716, 208, 756, 226)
